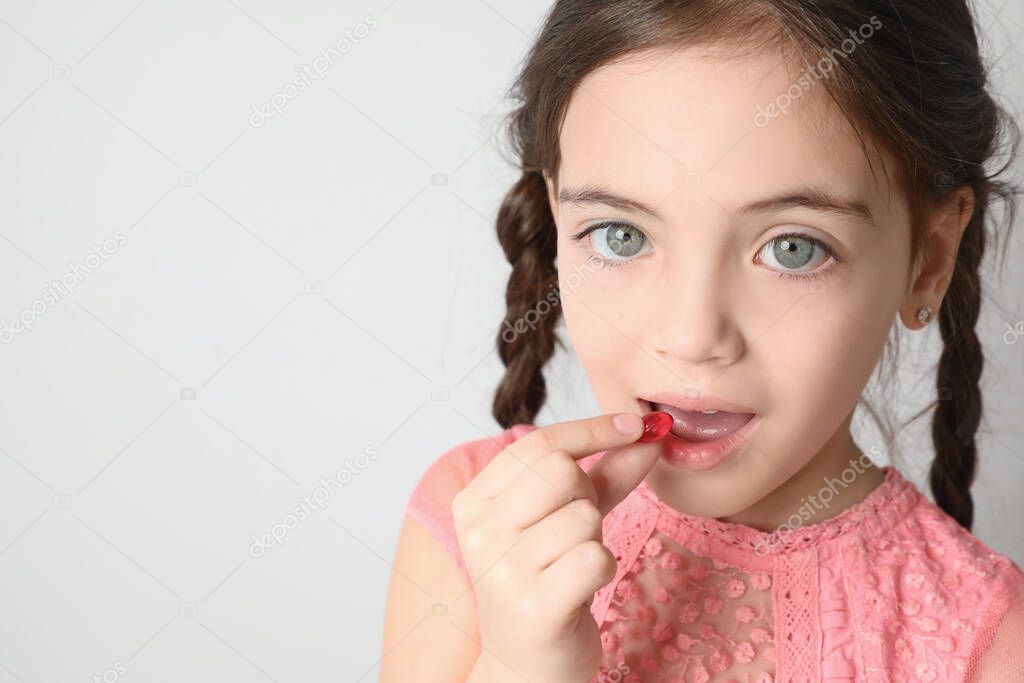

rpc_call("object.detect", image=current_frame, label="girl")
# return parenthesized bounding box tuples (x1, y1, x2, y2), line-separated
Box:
(382, 1, 1024, 681)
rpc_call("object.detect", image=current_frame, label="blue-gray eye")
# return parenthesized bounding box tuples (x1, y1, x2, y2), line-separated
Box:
(588, 222, 647, 260)
(759, 233, 831, 273)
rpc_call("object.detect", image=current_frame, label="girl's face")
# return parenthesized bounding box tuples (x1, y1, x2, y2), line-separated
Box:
(544, 46, 915, 522)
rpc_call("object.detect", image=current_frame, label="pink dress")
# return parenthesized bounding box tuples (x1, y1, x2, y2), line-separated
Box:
(404, 423, 1024, 682)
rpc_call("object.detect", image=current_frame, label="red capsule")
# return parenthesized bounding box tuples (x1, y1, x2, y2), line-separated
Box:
(638, 411, 673, 442)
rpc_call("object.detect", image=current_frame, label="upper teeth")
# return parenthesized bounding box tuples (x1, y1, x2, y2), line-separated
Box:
(649, 401, 721, 414)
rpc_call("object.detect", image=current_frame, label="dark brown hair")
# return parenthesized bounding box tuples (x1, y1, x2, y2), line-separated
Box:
(489, 0, 1020, 531)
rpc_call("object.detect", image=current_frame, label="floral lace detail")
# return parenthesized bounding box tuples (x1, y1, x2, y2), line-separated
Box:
(579, 459, 1024, 683)
(594, 532, 777, 683)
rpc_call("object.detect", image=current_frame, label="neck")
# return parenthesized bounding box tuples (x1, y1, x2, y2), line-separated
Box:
(716, 415, 886, 532)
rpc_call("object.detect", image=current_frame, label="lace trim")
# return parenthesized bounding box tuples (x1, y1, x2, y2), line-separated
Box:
(637, 465, 919, 557)
(774, 547, 822, 682)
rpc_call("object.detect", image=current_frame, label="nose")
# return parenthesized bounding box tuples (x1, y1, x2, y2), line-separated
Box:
(648, 259, 744, 367)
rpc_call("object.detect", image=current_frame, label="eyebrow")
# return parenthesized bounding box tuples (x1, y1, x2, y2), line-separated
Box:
(558, 183, 875, 224)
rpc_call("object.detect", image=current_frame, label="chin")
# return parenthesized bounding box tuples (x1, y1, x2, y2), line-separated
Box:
(646, 447, 783, 522)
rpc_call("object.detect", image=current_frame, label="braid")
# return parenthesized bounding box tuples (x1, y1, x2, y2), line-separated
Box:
(928, 206, 986, 531)
(491, 169, 562, 429)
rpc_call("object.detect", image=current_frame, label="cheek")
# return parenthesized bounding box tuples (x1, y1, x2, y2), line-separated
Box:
(556, 240, 650, 326)
(556, 251, 639, 401)
(756, 244, 906, 428)
(768, 296, 885, 411)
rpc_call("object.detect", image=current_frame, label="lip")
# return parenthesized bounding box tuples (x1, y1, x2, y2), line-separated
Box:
(657, 413, 762, 471)
(638, 390, 758, 415)
(636, 395, 762, 472)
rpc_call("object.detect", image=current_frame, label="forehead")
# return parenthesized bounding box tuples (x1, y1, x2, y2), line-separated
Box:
(558, 47, 893, 215)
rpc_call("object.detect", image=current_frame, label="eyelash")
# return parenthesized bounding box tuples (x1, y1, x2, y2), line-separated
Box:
(570, 222, 843, 281)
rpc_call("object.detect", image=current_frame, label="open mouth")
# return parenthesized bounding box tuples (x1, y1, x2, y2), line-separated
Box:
(641, 399, 756, 442)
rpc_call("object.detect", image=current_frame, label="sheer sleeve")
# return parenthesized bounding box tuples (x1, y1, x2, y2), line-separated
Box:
(966, 560, 1024, 681)
(403, 423, 534, 580)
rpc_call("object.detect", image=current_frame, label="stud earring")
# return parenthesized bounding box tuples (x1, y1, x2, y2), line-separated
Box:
(916, 306, 933, 326)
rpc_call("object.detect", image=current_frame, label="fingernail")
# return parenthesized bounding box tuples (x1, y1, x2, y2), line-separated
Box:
(638, 412, 673, 442)
(612, 413, 642, 434)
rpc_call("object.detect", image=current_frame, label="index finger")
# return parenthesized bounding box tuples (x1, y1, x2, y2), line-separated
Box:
(465, 412, 654, 500)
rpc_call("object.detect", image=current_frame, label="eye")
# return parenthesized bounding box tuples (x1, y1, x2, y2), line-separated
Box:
(756, 231, 841, 280)
(570, 221, 651, 266)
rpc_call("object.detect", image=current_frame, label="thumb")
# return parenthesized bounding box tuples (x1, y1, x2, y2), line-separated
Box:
(587, 441, 662, 517)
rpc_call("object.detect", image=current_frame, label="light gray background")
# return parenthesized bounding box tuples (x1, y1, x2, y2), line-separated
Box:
(0, 1, 1020, 681)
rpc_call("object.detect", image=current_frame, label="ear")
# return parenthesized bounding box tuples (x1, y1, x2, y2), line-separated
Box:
(542, 169, 559, 223)
(899, 185, 975, 329)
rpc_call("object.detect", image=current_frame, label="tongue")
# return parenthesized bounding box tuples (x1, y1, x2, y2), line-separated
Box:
(653, 402, 754, 442)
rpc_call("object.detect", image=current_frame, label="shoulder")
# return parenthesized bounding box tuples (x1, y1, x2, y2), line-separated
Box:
(878, 478, 1024, 677)
(920, 506, 1024, 681)
(903, 486, 1022, 590)
(897, 481, 1024, 610)
(963, 559, 1024, 681)
(958, 573, 1024, 679)
(402, 423, 537, 576)
(405, 422, 537, 510)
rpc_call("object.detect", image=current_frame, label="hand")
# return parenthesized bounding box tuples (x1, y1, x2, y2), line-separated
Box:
(452, 412, 666, 683)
